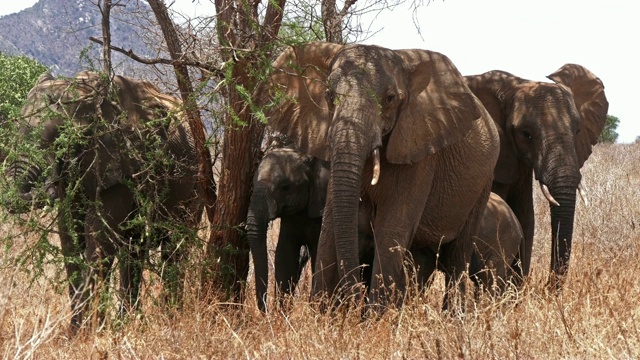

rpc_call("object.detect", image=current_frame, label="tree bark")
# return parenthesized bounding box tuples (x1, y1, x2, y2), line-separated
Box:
(147, 0, 217, 222)
(199, 0, 286, 303)
(100, 0, 112, 75)
(321, 0, 358, 44)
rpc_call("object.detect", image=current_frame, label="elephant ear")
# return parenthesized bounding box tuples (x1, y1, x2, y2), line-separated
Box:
(465, 71, 526, 184)
(307, 157, 330, 218)
(386, 50, 482, 164)
(547, 64, 609, 168)
(262, 41, 344, 161)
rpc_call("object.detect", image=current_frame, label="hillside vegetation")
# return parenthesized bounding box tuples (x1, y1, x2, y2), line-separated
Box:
(0, 142, 638, 358)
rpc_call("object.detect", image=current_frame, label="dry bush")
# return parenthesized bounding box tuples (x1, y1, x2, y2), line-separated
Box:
(1, 143, 639, 359)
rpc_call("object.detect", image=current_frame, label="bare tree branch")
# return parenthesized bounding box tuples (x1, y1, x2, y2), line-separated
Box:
(339, 0, 358, 17)
(88, 36, 225, 78)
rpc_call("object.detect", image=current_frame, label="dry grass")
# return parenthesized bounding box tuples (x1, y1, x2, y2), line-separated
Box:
(1, 143, 639, 359)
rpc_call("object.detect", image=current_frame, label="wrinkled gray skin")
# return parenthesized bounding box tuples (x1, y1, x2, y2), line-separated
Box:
(247, 147, 375, 312)
(465, 65, 608, 289)
(6, 72, 203, 333)
(264, 42, 499, 309)
(247, 147, 328, 312)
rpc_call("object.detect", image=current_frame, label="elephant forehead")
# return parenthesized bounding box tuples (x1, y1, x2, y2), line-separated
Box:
(331, 47, 403, 82)
(515, 82, 572, 104)
(513, 82, 579, 118)
(258, 149, 309, 183)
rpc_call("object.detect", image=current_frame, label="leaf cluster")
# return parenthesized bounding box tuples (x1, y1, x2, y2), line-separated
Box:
(0, 53, 47, 120)
(598, 114, 620, 144)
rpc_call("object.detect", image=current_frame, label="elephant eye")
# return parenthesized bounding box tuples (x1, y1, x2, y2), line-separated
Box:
(280, 184, 291, 192)
(385, 93, 395, 104)
(522, 131, 533, 141)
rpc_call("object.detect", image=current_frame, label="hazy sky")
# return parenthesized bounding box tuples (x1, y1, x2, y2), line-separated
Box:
(1, 0, 637, 142)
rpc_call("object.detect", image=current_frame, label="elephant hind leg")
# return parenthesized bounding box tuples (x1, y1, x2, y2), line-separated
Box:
(443, 183, 492, 312)
(85, 184, 135, 327)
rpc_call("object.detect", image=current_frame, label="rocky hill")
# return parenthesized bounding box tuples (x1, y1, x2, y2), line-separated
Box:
(0, 0, 159, 76)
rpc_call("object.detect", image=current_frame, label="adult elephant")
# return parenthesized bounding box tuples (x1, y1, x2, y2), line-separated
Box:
(261, 42, 499, 308)
(465, 65, 608, 288)
(5, 71, 203, 332)
(247, 146, 329, 312)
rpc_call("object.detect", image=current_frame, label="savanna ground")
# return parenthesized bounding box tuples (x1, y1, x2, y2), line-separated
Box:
(0, 143, 639, 359)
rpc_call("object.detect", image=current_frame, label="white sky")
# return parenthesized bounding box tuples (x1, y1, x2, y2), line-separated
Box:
(1, 0, 637, 142)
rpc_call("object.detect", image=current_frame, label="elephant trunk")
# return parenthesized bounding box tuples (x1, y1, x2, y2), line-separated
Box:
(548, 182, 578, 289)
(538, 155, 581, 289)
(330, 116, 374, 293)
(246, 182, 276, 312)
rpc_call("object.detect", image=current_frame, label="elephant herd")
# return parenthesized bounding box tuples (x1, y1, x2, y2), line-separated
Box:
(250, 42, 608, 311)
(2, 41, 608, 333)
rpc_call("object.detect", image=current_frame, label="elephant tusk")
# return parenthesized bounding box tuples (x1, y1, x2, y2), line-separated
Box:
(578, 183, 589, 206)
(540, 183, 560, 207)
(371, 148, 381, 185)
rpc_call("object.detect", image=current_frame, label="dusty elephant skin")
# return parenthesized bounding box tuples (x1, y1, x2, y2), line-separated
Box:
(5, 71, 204, 333)
(465, 65, 609, 289)
(246, 147, 328, 312)
(261, 42, 500, 309)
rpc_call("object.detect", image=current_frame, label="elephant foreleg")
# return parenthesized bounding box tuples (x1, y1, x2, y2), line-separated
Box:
(57, 193, 87, 333)
(86, 184, 134, 327)
(275, 217, 306, 308)
(58, 229, 87, 333)
(83, 241, 115, 330)
(505, 177, 534, 284)
(310, 191, 341, 309)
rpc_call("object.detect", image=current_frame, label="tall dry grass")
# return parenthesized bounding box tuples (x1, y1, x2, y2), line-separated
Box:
(1, 143, 639, 359)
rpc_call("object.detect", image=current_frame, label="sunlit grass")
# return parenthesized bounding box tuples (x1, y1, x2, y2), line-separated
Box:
(1, 143, 639, 358)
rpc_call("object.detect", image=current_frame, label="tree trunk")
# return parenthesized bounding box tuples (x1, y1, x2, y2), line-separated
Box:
(203, 102, 264, 302)
(196, 0, 286, 303)
(148, 0, 217, 221)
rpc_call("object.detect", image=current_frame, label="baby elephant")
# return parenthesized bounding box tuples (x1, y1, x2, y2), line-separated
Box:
(246, 147, 329, 312)
(411, 192, 523, 299)
(472, 192, 524, 294)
